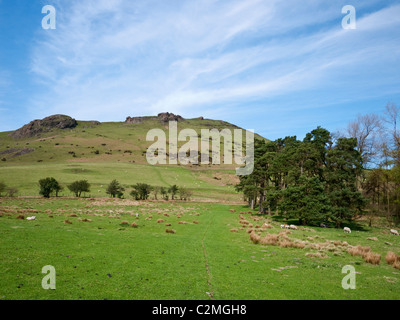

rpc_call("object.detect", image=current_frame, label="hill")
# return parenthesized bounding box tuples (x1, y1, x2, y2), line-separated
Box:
(0, 113, 265, 201)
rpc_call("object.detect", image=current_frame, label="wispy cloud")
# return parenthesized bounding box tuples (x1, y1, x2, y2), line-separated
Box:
(27, 0, 400, 131)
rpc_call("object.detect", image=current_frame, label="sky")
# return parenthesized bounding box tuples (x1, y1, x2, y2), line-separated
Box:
(0, 0, 399, 140)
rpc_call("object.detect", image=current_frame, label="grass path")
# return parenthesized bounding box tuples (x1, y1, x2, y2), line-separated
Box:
(201, 212, 215, 300)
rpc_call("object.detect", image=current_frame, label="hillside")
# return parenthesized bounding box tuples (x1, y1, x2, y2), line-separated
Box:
(0, 113, 265, 201)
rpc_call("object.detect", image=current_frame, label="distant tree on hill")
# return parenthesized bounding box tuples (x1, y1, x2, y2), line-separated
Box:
(131, 183, 153, 200)
(39, 177, 61, 198)
(179, 187, 193, 201)
(168, 185, 179, 200)
(6, 187, 18, 197)
(153, 186, 161, 200)
(0, 181, 6, 197)
(106, 179, 125, 198)
(160, 187, 169, 200)
(68, 180, 91, 197)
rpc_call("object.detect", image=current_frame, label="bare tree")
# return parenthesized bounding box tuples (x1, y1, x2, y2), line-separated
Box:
(383, 103, 400, 167)
(345, 113, 382, 167)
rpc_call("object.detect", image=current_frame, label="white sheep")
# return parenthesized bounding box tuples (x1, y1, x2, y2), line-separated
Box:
(344, 227, 351, 233)
(27, 216, 36, 221)
(390, 229, 399, 236)
(280, 224, 285, 229)
(289, 225, 298, 230)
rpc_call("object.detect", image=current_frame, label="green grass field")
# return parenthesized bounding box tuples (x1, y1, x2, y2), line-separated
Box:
(1, 197, 399, 300)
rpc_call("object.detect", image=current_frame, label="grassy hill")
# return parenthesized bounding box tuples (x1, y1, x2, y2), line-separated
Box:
(0, 114, 264, 201)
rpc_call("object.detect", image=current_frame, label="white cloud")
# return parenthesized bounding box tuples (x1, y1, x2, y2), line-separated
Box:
(28, 0, 400, 124)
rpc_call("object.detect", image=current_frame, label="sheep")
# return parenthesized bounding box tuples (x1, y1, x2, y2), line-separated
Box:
(289, 225, 298, 230)
(27, 216, 36, 221)
(281, 224, 290, 229)
(390, 229, 399, 236)
(344, 227, 351, 234)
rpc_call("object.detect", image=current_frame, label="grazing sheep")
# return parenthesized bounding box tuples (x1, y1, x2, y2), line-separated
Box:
(390, 229, 399, 236)
(27, 216, 36, 221)
(289, 225, 298, 230)
(344, 227, 351, 233)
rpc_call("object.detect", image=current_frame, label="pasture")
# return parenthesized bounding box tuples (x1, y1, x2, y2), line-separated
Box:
(0, 197, 399, 300)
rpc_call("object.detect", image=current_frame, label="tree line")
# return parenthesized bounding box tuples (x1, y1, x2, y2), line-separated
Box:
(236, 127, 365, 228)
(236, 103, 400, 227)
(36, 177, 193, 201)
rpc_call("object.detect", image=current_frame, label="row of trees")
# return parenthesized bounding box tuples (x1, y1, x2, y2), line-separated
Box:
(37, 177, 192, 201)
(236, 127, 366, 227)
(236, 103, 400, 227)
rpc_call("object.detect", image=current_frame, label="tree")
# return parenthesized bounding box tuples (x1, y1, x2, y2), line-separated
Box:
(168, 185, 179, 200)
(179, 187, 193, 200)
(160, 187, 169, 200)
(106, 180, 125, 198)
(68, 180, 90, 197)
(39, 177, 61, 198)
(153, 186, 161, 200)
(0, 181, 6, 197)
(345, 113, 382, 167)
(279, 176, 331, 225)
(131, 183, 153, 200)
(325, 137, 366, 227)
(6, 187, 18, 197)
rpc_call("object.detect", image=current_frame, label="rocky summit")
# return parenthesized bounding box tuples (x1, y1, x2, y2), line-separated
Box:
(11, 114, 78, 139)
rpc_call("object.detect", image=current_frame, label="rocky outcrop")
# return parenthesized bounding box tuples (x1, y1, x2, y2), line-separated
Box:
(11, 115, 78, 139)
(125, 112, 184, 124)
(125, 116, 147, 124)
(157, 112, 184, 123)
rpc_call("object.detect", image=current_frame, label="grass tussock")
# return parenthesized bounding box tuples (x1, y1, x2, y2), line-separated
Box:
(249, 231, 261, 244)
(347, 245, 381, 265)
(17, 214, 24, 220)
(157, 219, 164, 223)
(64, 219, 72, 224)
(305, 252, 329, 259)
(260, 233, 279, 245)
(165, 229, 176, 234)
(230, 228, 238, 233)
(363, 252, 381, 265)
(386, 251, 400, 266)
(130, 222, 138, 228)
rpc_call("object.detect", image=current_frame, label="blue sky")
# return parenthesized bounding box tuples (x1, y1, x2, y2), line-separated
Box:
(0, 0, 399, 140)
